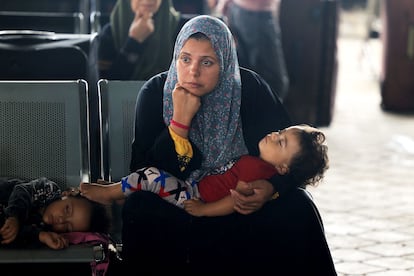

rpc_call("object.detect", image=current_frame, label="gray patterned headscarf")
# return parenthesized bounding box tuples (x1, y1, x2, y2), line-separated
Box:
(163, 15, 248, 182)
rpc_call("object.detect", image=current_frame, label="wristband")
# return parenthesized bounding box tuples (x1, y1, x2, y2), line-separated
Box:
(170, 119, 190, 130)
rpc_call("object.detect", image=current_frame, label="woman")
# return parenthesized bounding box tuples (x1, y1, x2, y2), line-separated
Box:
(97, 0, 188, 80)
(91, 0, 194, 181)
(83, 15, 336, 275)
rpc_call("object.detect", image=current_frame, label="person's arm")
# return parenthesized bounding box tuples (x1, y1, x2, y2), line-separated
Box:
(183, 196, 235, 217)
(230, 180, 274, 214)
(0, 217, 19, 244)
(39, 231, 69, 249)
(2, 223, 67, 249)
(129, 73, 202, 179)
(4, 178, 61, 224)
(15, 225, 48, 248)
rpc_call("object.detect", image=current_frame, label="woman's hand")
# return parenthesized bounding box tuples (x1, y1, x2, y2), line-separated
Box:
(171, 84, 201, 136)
(129, 11, 154, 43)
(230, 180, 274, 215)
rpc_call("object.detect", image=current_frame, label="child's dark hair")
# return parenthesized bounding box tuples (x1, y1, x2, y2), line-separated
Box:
(288, 124, 329, 187)
(66, 189, 112, 233)
(88, 199, 112, 233)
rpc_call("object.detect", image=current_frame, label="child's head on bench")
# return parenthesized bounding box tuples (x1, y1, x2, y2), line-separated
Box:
(43, 188, 111, 233)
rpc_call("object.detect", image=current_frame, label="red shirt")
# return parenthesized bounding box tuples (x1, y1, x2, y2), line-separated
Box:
(198, 155, 278, 202)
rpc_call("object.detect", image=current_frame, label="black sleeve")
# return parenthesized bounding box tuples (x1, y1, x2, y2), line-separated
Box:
(4, 178, 61, 223)
(97, 24, 146, 80)
(240, 67, 293, 194)
(14, 225, 43, 248)
(129, 72, 201, 179)
(0, 178, 25, 204)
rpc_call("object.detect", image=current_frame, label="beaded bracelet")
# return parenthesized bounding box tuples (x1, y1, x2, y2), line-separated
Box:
(170, 119, 190, 130)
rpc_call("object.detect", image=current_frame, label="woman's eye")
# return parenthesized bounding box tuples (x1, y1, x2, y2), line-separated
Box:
(202, 60, 213, 66)
(180, 56, 190, 63)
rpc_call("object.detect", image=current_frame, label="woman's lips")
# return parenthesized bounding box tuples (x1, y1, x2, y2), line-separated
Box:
(186, 82, 201, 89)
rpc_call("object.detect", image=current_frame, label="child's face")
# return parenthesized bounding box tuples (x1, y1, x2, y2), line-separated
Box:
(258, 126, 303, 175)
(42, 196, 92, 233)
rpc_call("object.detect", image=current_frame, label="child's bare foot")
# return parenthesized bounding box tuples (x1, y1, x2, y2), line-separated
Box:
(79, 182, 124, 205)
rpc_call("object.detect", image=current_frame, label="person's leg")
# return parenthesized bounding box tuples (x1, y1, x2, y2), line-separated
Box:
(188, 213, 251, 274)
(123, 167, 198, 207)
(79, 167, 198, 206)
(245, 189, 336, 275)
(121, 193, 278, 275)
(121, 191, 192, 274)
(79, 181, 123, 205)
(227, 4, 289, 100)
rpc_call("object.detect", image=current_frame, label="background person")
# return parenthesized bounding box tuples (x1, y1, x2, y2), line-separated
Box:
(214, 0, 290, 100)
(98, 0, 190, 80)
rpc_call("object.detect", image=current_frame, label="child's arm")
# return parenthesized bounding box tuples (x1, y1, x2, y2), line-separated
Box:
(0, 218, 58, 248)
(184, 167, 257, 217)
(183, 195, 235, 217)
(5, 177, 62, 223)
(0, 216, 19, 244)
(39, 231, 69, 250)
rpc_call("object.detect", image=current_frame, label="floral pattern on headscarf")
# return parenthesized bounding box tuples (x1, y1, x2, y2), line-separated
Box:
(163, 15, 248, 182)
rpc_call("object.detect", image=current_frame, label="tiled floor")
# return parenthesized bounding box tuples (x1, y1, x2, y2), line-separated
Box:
(307, 7, 414, 276)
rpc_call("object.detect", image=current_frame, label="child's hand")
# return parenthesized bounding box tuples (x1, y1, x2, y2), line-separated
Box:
(39, 231, 69, 250)
(183, 198, 205, 217)
(0, 216, 19, 244)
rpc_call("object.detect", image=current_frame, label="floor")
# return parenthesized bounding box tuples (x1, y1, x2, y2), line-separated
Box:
(307, 7, 414, 276)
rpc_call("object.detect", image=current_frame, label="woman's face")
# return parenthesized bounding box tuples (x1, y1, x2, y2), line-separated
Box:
(42, 196, 92, 233)
(176, 38, 220, 97)
(130, 0, 162, 15)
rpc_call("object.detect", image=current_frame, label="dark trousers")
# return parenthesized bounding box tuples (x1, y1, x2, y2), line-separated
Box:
(227, 3, 289, 101)
(118, 189, 337, 275)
